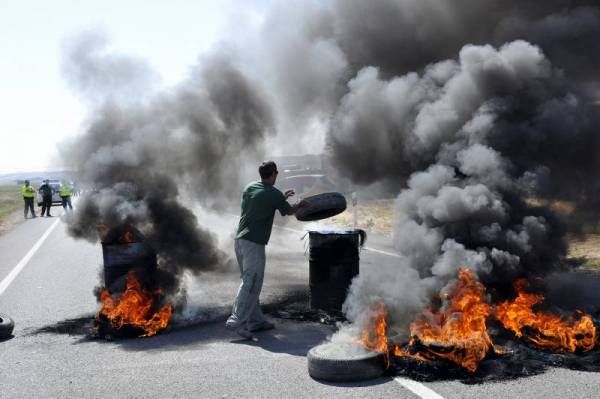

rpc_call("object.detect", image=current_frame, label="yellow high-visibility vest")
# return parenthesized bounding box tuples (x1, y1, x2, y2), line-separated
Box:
(21, 184, 35, 198)
(59, 184, 72, 197)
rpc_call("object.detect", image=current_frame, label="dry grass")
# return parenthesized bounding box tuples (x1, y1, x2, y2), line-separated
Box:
(328, 198, 395, 237)
(568, 234, 600, 271)
(527, 197, 600, 234)
(326, 196, 600, 270)
(527, 197, 600, 270)
(0, 185, 22, 235)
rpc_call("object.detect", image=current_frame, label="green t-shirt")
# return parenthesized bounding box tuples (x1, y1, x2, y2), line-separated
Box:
(235, 181, 292, 245)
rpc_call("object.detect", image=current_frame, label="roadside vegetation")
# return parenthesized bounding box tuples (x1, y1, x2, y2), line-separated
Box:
(0, 185, 22, 234)
(328, 195, 600, 270)
(328, 198, 395, 237)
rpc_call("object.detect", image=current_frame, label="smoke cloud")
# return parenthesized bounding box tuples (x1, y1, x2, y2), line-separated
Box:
(327, 2, 600, 336)
(62, 31, 274, 297)
(61, 1, 600, 336)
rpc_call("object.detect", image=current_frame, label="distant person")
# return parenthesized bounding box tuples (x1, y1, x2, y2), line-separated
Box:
(226, 161, 304, 339)
(21, 180, 36, 219)
(59, 181, 73, 211)
(38, 180, 54, 217)
(70, 181, 79, 197)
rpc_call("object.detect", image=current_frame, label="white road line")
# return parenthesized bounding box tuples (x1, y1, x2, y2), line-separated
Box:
(275, 225, 303, 235)
(0, 218, 60, 296)
(272, 224, 403, 258)
(362, 246, 402, 258)
(394, 377, 445, 399)
(223, 211, 403, 258)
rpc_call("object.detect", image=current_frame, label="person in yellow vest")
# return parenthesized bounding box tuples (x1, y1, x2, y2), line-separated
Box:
(21, 180, 37, 219)
(59, 181, 73, 211)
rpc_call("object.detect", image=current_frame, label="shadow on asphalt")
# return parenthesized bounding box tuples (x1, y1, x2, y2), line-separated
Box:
(231, 321, 333, 357)
(26, 289, 334, 357)
(27, 313, 332, 357)
(313, 376, 395, 388)
(0, 334, 15, 343)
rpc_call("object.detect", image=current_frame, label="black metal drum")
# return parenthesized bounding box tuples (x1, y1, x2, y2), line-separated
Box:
(100, 226, 156, 292)
(308, 229, 366, 312)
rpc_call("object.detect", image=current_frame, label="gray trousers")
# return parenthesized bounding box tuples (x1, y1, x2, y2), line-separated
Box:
(227, 239, 267, 329)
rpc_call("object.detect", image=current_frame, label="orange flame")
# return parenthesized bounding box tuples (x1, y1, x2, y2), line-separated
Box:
(495, 279, 597, 352)
(120, 231, 135, 244)
(98, 272, 173, 337)
(360, 302, 389, 363)
(397, 269, 493, 372)
(359, 269, 598, 373)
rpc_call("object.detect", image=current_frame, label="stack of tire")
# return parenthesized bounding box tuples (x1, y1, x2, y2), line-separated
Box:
(296, 193, 388, 382)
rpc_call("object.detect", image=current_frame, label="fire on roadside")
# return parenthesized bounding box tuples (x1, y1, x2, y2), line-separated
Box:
(495, 279, 597, 353)
(97, 272, 173, 337)
(358, 269, 598, 372)
(360, 302, 390, 364)
(395, 269, 495, 372)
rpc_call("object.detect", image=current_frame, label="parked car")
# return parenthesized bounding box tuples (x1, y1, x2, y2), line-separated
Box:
(36, 180, 63, 207)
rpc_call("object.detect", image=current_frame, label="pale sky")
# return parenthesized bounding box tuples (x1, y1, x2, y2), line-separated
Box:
(0, 0, 269, 174)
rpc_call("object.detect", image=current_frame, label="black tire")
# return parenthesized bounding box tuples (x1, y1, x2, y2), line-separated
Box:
(296, 192, 347, 222)
(0, 313, 15, 339)
(307, 342, 386, 382)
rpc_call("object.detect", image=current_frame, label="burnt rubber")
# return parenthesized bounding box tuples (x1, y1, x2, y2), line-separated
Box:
(307, 342, 386, 382)
(0, 314, 15, 339)
(295, 192, 347, 222)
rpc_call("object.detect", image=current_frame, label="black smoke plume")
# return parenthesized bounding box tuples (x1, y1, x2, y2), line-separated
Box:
(61, 2, 600, 334)
(313, 1, 600, 336)
(62, 31, 273, 297)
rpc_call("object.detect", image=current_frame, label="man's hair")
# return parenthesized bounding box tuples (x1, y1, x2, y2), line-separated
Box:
(25, 180, 30, 184)
(259, 161, 278, 179)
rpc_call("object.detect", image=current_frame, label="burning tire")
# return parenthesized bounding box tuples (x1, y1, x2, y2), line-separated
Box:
(0, 314, 15, 339)
(295, 192, 347, 221)
(307, 342, 386, 382)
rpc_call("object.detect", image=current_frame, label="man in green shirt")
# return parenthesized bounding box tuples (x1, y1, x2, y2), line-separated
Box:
(226, 161, 302, 339)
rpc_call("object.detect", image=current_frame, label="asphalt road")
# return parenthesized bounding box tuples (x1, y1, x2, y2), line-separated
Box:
(1, 207, 600, 398)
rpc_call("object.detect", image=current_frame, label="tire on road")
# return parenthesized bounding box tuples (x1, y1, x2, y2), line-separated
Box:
(0, 313, 15, 339)
(295, 192, 347, 222)
(307, 342, 387, 382)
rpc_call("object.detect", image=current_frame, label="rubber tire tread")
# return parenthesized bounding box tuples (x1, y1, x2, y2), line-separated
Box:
(295, 192, 347, 222)
(0, 314, 15, 339)
(307, 344, 386, 382)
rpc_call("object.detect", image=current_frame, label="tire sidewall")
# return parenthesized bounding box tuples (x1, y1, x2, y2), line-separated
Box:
(296, 192, 347, 222)
(0, 313, 15, 339)
(307, 343, 386, 382)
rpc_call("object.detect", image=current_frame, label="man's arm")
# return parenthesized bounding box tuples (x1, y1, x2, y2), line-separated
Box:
(285, 201, 305, 216)
(276, 188, 305, 216)
(282, 192, 307, 216)
(282, 189, 295, 215)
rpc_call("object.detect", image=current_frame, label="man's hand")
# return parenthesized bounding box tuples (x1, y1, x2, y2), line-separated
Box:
(284, 189, 295, 199)
(296, 198, 307, 207)
(289, 197, 307, 215)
